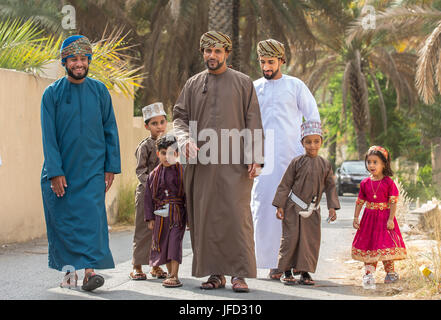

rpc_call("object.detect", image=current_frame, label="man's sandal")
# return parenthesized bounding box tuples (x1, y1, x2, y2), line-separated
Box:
(299, 272, 315, 286)
(268, 269, 283, 280)
(81, 272, 105, 291)
(162, 276, 183, 288)
(129, 270, 147, 281)
(200, 275, 226, 290)
(150, 266, 167, 279)
(231, 276, 249, 293)
(280, 273, 298, 286)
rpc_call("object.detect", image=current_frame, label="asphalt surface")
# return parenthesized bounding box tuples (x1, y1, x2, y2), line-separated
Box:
(0, 195, 371, 300)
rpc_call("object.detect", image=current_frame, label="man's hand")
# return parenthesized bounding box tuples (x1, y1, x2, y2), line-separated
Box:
(184, 140, 199, 159)
(276, 207, 284, 220)
(50, 176, 67, 197)
(105, 172, 114, 192)
(327, 208, 337, 222)
(247, 163, 262, 179)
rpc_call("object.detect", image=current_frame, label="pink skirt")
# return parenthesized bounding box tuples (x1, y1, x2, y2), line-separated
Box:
(352, 208, 406, 263)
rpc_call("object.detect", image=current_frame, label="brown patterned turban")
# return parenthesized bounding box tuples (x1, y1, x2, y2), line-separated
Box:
(200, 30, 232, 52)
(257, 39, 286, 63)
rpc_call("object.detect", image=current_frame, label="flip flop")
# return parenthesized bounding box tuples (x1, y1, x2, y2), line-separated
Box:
(129, 270, 147, 281)
(81, 272, 105, 291)
(162, 276, 183, 288)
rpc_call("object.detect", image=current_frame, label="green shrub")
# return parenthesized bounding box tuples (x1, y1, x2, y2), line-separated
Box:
(398, 164, 440, 203)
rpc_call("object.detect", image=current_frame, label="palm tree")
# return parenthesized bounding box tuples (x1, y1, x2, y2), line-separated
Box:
(298, 0, 418, 158)
(347, 0, 441, 189)
(4, 1, 342, 116)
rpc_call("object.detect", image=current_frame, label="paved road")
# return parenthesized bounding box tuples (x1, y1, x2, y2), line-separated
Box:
(0, 195, 369, 300)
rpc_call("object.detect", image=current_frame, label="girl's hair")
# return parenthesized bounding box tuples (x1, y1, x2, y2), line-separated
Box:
(365, 146, 394, 176)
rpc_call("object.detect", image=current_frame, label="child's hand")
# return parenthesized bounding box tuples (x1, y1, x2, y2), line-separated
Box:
(327, 209, 337, 222)
(276, 207, 284, 220)
(353, 217, 360, 229)
(148, 220, 154, 230)
(387, 219, 395, 230)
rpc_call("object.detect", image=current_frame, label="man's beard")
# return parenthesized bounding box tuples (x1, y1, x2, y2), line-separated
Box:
(205, 58, 225, 71)
(67, 66, 89, 80)
(263, 68, 280, 80)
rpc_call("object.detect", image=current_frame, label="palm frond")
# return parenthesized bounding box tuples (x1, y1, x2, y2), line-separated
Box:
(0, 18, 61, 73)
(346, 5, 441, 44)
(88, 27, 146, 98)
(416, 20, 441, 104)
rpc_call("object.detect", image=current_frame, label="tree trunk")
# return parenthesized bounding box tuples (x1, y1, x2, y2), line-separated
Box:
(349, 57, 370, 159)
(431, 136, 441, 194)
(231, 0, 240, 70)
(208, 0, 239, 68)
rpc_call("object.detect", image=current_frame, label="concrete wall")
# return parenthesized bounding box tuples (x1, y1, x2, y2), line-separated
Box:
(0, 68, 145, 243)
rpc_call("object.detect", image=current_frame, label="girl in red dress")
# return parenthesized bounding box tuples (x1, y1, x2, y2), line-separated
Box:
(352, 146, 407, 286)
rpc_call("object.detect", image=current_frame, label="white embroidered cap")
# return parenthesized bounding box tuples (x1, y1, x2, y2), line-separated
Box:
(142, 102, 166, 122)
(301, 120, 322, 140)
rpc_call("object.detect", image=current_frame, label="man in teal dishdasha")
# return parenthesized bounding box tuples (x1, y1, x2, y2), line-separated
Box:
(40, 35, 121, 291)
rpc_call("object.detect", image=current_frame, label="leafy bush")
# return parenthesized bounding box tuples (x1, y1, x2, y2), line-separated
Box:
(398, 164, 440, 203)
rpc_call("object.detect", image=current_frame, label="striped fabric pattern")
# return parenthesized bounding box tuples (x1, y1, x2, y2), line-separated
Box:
(200, 30, 232, 51)
(257, 39, 285, 61)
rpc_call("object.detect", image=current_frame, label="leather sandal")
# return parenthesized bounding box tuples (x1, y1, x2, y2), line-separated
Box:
(231, 276, 249, 293)
(200, 275, 226, 290)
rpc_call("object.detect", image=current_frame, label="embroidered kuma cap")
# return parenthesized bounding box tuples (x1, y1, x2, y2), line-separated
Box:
(142, 102, 167, 122)
(301, 121, 322, 140)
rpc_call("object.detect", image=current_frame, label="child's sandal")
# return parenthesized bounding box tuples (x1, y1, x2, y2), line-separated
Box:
(384, 272, 399, 284)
